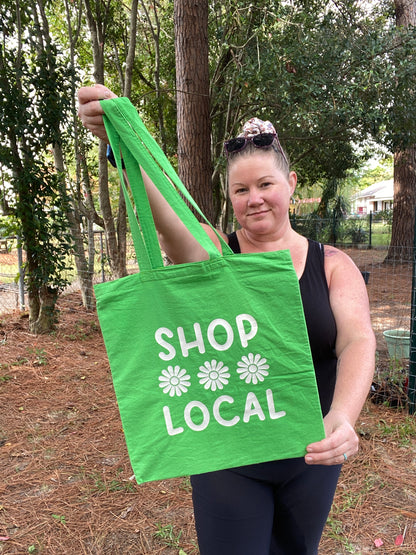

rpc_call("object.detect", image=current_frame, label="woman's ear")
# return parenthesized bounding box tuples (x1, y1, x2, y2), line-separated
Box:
(288, 171, 297, 196)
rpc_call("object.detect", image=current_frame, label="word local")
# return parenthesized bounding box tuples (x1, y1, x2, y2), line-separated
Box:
(163, 388, 286, 436)
(155, 314, 258, 361)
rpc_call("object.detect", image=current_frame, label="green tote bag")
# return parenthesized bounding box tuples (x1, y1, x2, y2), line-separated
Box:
(94, 97, 325, 484)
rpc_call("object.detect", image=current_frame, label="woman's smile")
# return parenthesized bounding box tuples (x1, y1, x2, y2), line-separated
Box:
(247, 208, 271, 217)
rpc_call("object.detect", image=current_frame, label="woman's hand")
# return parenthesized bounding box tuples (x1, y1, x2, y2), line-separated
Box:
(304, 409, 359, 466)
(77, 84, 117, 142)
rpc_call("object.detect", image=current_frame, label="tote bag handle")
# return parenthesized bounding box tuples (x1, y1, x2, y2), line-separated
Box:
(100, 97, 233, 270)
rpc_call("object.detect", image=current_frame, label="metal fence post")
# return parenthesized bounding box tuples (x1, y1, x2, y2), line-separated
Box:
(368, 211, 373, 249)
(408, 208, 416, 414)
(16, 236, 25, 311)
(99, 231, 106, 283)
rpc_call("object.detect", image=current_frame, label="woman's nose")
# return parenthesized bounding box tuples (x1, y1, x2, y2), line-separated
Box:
(247, 188, 264, 205)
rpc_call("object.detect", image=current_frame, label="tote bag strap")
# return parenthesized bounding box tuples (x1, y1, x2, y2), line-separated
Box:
(100, 97, 233, 269)
(104, 117, 161, 271)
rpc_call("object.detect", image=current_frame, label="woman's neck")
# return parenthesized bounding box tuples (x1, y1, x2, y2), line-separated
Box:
(237, 227, 309, 278)
(238, 225, 299, 253)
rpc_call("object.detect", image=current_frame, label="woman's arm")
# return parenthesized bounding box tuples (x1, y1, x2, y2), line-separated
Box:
(305, 247, 376, 465)
(78, 85, 222, 263)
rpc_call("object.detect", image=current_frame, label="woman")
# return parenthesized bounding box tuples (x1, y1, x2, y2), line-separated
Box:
(78, 84, 375, 554)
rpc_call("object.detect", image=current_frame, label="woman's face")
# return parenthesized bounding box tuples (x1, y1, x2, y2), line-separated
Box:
(228, 151, 297, 238)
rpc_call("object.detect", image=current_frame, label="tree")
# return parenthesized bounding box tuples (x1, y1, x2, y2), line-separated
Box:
(0, 0, 75, 333)
(207, 0, 416, 231)
(81, 0, 129, 279)
(207, 0, 379, 227)
(174, 0, 214, 222)
(46, 0, 100, 311)
(386, 0, 416, 261)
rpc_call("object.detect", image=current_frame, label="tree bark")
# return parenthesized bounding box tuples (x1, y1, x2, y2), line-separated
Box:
(387, 148, 416, 260)
(30, 286, 59, 334)
(63, 0, 96, 309)
(174, 0, 214, 222)
(84, 0, 127, 279)
(387, 0, 416, 262)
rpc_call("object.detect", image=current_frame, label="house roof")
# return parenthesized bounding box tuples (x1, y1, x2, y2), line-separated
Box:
(353, 179, 393, 201)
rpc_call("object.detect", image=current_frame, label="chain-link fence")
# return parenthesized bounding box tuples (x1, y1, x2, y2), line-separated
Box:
(0, 237, 25, 313)
(290, 212, 391, 249)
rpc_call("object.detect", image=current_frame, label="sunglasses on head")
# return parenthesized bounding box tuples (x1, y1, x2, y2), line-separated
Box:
(224, 133, 288, 166)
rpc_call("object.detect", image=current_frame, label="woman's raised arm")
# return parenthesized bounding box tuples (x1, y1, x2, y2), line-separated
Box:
(77, 85, 222, 263)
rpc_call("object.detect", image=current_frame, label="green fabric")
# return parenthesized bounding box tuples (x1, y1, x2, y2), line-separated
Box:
(95, 97, 325, 484)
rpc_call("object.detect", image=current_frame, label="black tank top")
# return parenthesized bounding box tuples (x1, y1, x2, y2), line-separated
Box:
(227, 232, 337, 416)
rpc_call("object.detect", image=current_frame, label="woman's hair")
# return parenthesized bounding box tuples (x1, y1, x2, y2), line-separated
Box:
(227, 141, 290, 176)
(226, 117, 290, 177)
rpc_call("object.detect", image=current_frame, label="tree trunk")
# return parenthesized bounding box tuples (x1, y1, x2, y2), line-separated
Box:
(68, 205, 96, 309)
(174, 0, 214, 222)
(53, 143, 95, 310)
(124, 0, 138, 97)
(84, 0, 127, 279)
(386, 0, 416, 262)
(30, 285, 59, 334)
(387, 148, 416, 261)
(64, 0, 97, 309)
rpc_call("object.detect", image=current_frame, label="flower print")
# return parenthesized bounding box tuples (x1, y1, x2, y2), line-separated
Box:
(236, 353, 269, 385)
(159, 365, 191, 397)
(198, 360, 230, 392)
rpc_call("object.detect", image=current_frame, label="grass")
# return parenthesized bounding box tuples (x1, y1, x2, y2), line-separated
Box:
(63, 318, 99, 341)
(87, 469, 136, 494)
(325, 516, 357, 553)
(26, 347, 48, 366)
(370, 221, 392, 247)
(51, 514, 67, 525)
(154, 523, 183, 548)
(324, 475, 374, 553)
(377, 415, 416, 446)
(153, 521, 198, 553)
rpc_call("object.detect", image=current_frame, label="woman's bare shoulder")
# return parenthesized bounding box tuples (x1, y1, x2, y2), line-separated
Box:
(201, 223, 229, 251)
(322, 244, 364, 289)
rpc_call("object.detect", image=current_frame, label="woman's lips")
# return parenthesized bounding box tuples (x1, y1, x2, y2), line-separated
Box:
(247, 209, 270, 217)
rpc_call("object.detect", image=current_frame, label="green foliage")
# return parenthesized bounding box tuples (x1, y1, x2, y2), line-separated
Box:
(290, 211, 391, 247)
(27, 347, 48, 366)
(0, 0, 74, 327)
(208, 0, 416, 192)
(0, 215, 20, 238)
(373, 209, 393, 225)
(88, 469, 135, 494)
(154, 523, 183, 549)
(356, 157, 393, 191)
(2, 0, 415, 290)
(51, 513, 67, 525)
(377, 415, 416, 446)
(15, 164, 73, 292)
(342, 219, 368, 245)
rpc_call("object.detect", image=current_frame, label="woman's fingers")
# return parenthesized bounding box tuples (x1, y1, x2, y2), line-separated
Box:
(77, 85, 117, 142)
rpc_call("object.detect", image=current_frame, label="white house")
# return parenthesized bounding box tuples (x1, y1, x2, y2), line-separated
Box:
(351, 179, 393, 215)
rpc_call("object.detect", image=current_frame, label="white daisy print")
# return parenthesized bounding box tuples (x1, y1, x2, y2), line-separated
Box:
(159, 365, 191, 397)
(198, 360, 230, 391)
(237, 353, 269, 385)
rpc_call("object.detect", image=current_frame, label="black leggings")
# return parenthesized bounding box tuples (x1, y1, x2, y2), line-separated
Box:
(191, 458, 342, 555)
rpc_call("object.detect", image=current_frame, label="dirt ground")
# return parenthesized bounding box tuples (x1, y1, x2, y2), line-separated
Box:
(1, 248, 415, 554)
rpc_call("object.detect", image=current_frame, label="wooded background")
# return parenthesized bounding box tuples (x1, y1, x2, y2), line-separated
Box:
(0, 0, 415, 332)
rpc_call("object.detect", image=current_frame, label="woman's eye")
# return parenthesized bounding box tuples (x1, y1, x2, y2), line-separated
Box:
(260, 182, 271, 188)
